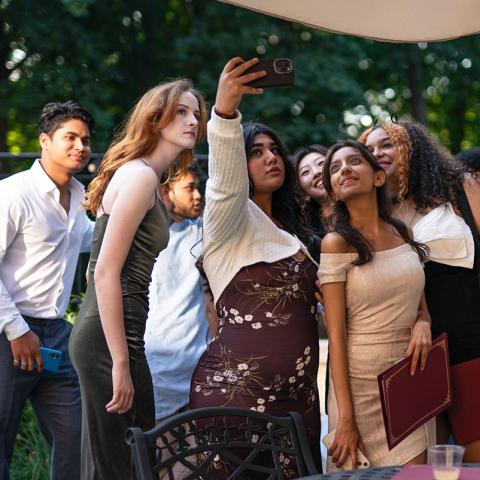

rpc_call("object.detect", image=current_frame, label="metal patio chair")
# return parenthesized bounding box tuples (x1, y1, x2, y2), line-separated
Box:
(125, 406, 320, 480)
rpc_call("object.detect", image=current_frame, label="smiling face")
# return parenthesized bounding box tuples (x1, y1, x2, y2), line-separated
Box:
(247, 133, 285, 194)
(328, 146, 385, 202)
(297, 151, 327, 202)
(40, 118, 91, 175)
(159, 91, 200, 151)
(364, 127, 399, 179)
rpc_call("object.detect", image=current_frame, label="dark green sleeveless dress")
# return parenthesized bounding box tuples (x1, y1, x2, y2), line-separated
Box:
(70, 197, 169, 480)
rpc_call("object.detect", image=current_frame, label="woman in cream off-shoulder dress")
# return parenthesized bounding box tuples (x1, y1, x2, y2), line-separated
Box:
(318, 140, 433, 471)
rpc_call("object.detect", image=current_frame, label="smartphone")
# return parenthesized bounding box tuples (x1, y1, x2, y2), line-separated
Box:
(322, 430, 371, 470)
(37, 347, 63, 372)
(244, 58, 295, 88)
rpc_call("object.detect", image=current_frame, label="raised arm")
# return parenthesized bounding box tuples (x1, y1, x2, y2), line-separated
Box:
(203, 57, 265, 245)
(94, 165, 157, 414)
(320, 233, 366, 469)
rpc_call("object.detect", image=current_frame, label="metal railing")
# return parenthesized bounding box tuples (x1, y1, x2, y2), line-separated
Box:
(0, 152, 208, 184)
(0, 152, 208, 295)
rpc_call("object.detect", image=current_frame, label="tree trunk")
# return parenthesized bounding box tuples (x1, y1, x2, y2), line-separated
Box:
(407, 49, 427, 125)
(448, 98, 467, 154)
(0, 46, 8, 171)
(0, 116, 6, 152)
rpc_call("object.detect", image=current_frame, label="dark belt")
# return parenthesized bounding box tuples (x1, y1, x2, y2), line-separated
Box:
(22, 315, 63, 326)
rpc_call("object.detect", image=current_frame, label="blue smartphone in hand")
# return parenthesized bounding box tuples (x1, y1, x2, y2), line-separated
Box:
(38, 347, 63, 372)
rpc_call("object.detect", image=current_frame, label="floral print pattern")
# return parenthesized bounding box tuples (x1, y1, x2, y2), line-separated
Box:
(193, 343, 316, 414)
(233, 257, 312, 315)
(190, 256, 321, 477)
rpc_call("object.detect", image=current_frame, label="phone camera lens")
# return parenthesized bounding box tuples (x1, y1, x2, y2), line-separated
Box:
(274, 58, 292, 74)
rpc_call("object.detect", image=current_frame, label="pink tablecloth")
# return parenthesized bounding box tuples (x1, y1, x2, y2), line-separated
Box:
(393, 465, 480, 479)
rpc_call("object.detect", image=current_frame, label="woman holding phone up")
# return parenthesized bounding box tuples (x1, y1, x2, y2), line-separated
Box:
(190, 58, 321, 477)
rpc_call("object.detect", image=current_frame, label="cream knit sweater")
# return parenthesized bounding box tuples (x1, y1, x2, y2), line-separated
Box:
(203, 109, 310, 304)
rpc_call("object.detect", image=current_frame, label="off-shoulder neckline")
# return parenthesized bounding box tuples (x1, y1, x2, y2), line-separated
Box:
(321, 242, 413, 259)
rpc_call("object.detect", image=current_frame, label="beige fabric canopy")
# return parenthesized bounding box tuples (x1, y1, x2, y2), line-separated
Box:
(219, 0, 480, 42)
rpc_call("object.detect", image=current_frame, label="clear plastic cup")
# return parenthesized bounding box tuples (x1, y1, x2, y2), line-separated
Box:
(429, 444, 465, 480)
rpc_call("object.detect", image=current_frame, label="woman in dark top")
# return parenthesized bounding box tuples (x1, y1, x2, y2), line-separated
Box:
(190, 57, 321, 478)
(69, 79, 206, 479)
(360, 121, 480, 462)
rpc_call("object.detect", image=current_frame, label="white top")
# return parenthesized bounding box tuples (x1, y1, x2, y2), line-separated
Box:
(412, 203, 474, 269)
(202, 109, 311, 304)
(145, 218, 209, 419)
(0, 160, 94, 340)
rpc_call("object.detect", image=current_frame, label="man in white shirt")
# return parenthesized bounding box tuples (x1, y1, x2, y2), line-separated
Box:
(0, 101, 95, 480)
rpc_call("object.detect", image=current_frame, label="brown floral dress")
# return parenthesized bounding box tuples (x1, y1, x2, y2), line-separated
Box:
(190, 255, 320, 477)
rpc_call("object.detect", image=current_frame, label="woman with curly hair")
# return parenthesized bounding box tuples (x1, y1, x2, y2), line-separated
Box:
(291, 144, 329, 241)
(318, 139, 431, 470)
(69, 79, 207, 479)
(360, 122, 480, 462)
(190, 57, 321, 476)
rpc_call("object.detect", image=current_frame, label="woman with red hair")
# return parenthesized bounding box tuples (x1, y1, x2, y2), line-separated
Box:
(70, 79, 207, 479)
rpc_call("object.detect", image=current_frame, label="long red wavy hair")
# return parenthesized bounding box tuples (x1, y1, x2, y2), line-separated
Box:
(85, 79, 207, 216)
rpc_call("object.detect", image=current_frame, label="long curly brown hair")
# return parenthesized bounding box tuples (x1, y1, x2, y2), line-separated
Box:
(359, 122, 464, 211)
(359, 123, 412, 201)
(85, 79, 207, 216)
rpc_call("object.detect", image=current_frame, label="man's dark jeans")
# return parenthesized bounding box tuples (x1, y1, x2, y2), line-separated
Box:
(0, 317, 81, 480)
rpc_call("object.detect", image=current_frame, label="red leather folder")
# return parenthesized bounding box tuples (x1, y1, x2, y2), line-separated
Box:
(378, 333, 452, 450)
(448, 356, 480, 444)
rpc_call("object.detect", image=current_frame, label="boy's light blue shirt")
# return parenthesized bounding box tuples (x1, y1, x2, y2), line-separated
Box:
(145, 218, 209, 419)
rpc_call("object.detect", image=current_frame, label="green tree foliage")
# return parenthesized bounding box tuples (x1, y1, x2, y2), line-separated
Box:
(1, 0, 480, 166)
(11, 402, 50, 480)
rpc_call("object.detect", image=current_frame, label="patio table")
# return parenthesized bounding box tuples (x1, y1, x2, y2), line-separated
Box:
(299, 463, 480, 479)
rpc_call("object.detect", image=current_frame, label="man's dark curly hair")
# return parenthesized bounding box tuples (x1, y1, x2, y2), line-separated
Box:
(401, 121, 465, 212)
(290, 144, 329, 238)
(39, 100, 95, 136)
(243, 122, 320, 258)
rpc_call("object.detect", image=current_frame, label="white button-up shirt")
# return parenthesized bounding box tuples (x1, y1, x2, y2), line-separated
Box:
(0, 160, 94, 341)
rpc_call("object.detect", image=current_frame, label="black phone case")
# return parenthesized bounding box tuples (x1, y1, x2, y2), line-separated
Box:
(245, 59, 295, 88)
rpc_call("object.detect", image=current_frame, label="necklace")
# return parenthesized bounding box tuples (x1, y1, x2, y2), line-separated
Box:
(407, 209, 418, 228)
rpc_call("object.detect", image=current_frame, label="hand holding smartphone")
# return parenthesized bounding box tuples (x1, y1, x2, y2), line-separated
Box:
(322, 429, 371, 470)
(34, 347, 63, 372)
(215, 57, 294, 117)
(243, 58, 295, 88)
